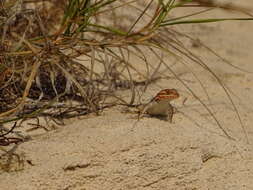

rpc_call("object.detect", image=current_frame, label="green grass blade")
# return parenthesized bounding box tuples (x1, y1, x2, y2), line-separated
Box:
(160, 17, 253, 26)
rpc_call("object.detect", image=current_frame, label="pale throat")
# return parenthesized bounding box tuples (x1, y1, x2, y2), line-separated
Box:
(146, 99, 171, 116)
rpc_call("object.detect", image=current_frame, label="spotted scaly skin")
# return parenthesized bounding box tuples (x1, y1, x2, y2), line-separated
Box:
(138, 89, 179, 122)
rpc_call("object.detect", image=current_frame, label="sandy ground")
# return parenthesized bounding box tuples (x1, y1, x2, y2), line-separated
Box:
(1, 1, 253, 190)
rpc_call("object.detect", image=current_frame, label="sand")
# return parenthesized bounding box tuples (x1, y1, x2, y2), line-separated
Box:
(1, 1, 253, 189)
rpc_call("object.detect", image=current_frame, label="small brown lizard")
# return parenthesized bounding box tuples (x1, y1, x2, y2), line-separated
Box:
(137, 89, 180, 122)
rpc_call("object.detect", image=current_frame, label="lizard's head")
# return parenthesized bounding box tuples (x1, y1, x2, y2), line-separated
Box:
(154, 89, 179, 102)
